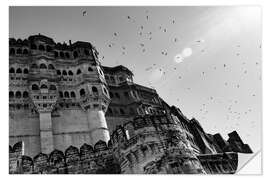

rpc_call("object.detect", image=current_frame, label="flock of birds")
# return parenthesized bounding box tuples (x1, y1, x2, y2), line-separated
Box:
(81, 9, 261, 137)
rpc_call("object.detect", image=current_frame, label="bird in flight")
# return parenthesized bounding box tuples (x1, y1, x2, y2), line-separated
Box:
(83, 11, 87, 16)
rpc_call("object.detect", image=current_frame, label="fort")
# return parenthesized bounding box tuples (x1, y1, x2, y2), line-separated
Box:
(9, 34, 252, 174)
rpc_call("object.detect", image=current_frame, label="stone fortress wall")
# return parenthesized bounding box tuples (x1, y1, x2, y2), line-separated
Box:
(9, 35, 252, 174)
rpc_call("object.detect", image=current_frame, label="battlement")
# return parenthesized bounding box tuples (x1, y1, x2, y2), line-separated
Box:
(9, 140, 121, 174)
(9, 34, 99, 62)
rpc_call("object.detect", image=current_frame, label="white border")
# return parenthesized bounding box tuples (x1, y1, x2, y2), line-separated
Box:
(2, 0, 269, 180)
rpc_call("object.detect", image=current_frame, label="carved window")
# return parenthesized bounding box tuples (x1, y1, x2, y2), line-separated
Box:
(57, 70, 61, 75)
(92, 86, 98, 96)
(54, 51, 59, 58)
(48, 64, 55, 70)
(23, 68, 28, 74)
(31, 44, 37, 50)
(9, 68, 15, 73)
(40, 63, 47, 69)
(23, 91, 29, 98)
(15, 91, 21, 98)
(64, 91, 70, 98)
(32, 84, 39, 90)
(9, 48, 15, 55)
(71, 91, 76, 98)
(73, 51, 78, 59)
(31, 64, 38, 69)
(46, 45, 52, 52)
(9, 91, 14, 98)
(68, 70, 73, 76)
(16, 48, 22, 54)
(65, 52, 70, 59)
(80, 89, 86, 97)
(49, 85, 56, 90)
(40, 84, 48, 89)
(16, 68, 22, 74)
(60, 52, 65, 58)
(84, 49, 90, 56)
(62, 70, 67, 76)
(88, 67, 93, 72)
(23, 49, 28, 55)
(38, 45, 45, 51)
(76, 69, 82, 75)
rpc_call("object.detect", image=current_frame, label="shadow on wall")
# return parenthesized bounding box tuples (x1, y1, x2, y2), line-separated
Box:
(9, 140, 121, 174)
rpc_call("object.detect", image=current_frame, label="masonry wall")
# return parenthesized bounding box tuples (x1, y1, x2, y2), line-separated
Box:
(9, 109, 41, 157)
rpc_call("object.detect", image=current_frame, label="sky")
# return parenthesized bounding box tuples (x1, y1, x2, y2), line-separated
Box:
(9, 6, 262, 152)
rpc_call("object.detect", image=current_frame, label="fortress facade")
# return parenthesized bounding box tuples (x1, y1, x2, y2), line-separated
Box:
(9, 34, 252, 174)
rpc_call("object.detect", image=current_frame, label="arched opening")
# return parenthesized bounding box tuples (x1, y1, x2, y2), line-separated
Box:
(31, 44, 37, 50)
(9, 91, 14, 98)
(23, 68, 28, 74)
(120, 108, 125, 115)
(46, 45, 52, 52)
(40, 84, 48, 89)
(32, 84, 39, 90)
(73, 51, 78, 59)
(16, 48, 22, 54)
(68, 70, 73, 76)
(23, 91, 29, 98)
(49, 85, 56, 90)
(48, 64, 55, 70)
(15, 91, 21, 98)
(59, 91, 63, 98)
(84, 49, 90, 56)
(62, 70, 67, 76)
(23, 49, 28, 55)
(38, 45, 45, 51)
(16, 68, 22, 74)
(110, 76, 115, 83)
(9, 68, 15, 73)
(88, 67, 93, 72)
(57, 70, 61, 75)
(71, 91, 76, 98)
(80, 89, 86, 97)
(76, 69, 82, 75)
(24, 104, 29, 109)
(92, 86, 98, 96)
(10, 48, 15, 55)
(40, 63, 47, 69)
(64, 91, 70, 98)
(31, 63, 38, 69)
(54, 51, 59, 58)
(65, 52, 70, 59)
(60, 52, 65, 58)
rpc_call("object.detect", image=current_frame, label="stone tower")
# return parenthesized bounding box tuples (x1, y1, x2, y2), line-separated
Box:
(9, 35, 111, 156)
